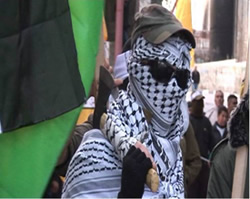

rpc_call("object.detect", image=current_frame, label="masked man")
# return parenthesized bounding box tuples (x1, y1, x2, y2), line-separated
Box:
(62, 4, 195, 198)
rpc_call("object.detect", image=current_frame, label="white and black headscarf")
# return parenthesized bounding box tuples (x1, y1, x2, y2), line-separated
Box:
(105, 36, 192, 198)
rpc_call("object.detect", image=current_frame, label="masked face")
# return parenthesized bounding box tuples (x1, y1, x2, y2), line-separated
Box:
(128, 36, 192, 123)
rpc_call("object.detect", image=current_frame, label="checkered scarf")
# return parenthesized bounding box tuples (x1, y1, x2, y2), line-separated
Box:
(105, 36, 191, 198)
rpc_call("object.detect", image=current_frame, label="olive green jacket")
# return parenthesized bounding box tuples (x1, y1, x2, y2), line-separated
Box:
(180, 123, 202, 190)
(207, 138, 249, 198)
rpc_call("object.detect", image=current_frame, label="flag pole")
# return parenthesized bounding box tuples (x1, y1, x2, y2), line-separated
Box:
(114, 0, 124, 62)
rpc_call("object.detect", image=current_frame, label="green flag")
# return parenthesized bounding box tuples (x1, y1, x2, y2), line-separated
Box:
(0, 0, 103, 197)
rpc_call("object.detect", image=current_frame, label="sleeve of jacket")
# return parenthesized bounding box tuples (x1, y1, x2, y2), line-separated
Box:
(207, 142, 235, 198)
(206, 118, 214, 154)
(184, 123, 202, 186)
(55, 114, 94, 176)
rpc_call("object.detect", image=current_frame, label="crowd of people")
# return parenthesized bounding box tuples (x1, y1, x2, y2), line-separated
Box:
(43, 4, 248, 198)
(186, 89, 240, 198)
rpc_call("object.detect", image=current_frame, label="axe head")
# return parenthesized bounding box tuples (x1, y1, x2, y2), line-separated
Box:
(93, 66, 115, 129)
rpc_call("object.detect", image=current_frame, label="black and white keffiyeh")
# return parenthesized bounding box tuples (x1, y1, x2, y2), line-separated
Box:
(62, 129, 123, 198)
(105, 36, 192, 198)
(62, 36, 192, 198)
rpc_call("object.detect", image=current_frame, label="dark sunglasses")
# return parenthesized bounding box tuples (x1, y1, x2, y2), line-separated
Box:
(140, 59, 190, 89)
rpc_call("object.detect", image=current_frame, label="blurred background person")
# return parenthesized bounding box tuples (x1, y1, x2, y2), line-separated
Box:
(227, 94, 238, 115)
(113, 50, 130, 92)
(191, 66, 200, 91)
(206, 90, 224, 125)
(188, 90, 213, 198)
(211, 106, 229, 149)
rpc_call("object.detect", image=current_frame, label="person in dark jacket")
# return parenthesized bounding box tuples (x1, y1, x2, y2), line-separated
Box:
(211, 106, 228, 149)
(187, 90, 213, 198)
(191, 66, 200, 91)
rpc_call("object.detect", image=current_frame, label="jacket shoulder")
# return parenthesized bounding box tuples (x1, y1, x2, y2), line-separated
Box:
(210, 137, 229, 161)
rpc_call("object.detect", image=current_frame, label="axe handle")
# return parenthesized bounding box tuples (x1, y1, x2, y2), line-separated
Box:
(93, 66, 114, 129)
(100, 113, 159, 192)
(146, 168, 159, 192)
